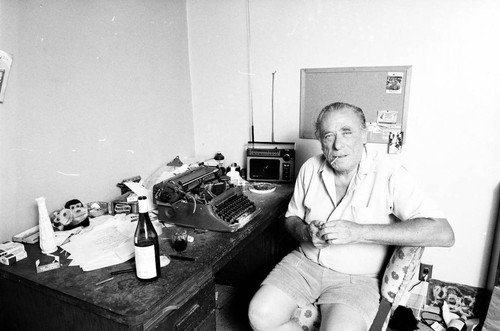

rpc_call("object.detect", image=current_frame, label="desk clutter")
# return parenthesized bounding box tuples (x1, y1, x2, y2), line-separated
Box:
(4, 153, 267, 271)
(0, 170, 294, 330)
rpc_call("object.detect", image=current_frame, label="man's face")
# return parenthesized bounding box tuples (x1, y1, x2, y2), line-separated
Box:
(319, 108, 367, 175)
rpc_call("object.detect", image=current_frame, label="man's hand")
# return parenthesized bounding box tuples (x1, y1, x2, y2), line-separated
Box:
(317, 220, 363, 245)
(309, 221, 329, 249)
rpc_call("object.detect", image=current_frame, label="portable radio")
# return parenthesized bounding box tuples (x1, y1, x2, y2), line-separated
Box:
(246, 142, 295, 183)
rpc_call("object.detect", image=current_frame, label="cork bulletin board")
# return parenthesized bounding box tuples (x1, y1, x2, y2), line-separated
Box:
(299, 66, 412, 145)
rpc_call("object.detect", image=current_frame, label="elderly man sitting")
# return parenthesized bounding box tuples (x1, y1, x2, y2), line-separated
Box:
(248, 102, 454, 331)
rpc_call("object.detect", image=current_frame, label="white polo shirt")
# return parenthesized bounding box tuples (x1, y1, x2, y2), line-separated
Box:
(285, 149, 445, 276)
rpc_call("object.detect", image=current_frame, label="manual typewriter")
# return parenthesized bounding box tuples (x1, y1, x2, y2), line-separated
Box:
(153, 165, 260, 232)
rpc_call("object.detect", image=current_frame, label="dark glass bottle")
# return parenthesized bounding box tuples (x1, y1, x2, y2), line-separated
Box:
(134, 196, 161, 281)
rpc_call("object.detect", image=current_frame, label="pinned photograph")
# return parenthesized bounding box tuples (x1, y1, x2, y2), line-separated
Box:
(386, 72, 403, 94)
(388, 132, 403, 154)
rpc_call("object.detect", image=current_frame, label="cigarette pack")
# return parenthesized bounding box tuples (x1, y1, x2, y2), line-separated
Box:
(0, 244, 25, 257)
(0, 241, 24, 253)
(0, 250, 28, 265)
(0, 242, 27, 265)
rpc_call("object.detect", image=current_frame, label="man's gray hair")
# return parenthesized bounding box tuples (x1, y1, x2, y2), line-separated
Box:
(314, 102, 367, 139)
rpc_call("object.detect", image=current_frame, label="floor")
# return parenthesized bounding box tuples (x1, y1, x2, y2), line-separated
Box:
(215, 284, 253, 331)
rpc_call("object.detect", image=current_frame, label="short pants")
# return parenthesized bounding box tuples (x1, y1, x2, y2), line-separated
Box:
(262, 249, 381, 328)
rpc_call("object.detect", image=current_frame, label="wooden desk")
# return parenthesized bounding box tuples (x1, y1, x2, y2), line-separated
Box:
(0, 184, 294, 330)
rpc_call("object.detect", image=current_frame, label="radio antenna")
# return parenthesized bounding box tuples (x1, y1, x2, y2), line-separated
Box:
(271, 70, 277, 143)
(246, 0, 255, 147)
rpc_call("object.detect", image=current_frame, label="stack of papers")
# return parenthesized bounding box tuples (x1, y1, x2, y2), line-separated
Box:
(61, 214, 137, 271)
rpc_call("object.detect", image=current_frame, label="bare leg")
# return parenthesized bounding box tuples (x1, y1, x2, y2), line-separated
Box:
(319, 303, 368, 331)
(248, 284, 302, 331)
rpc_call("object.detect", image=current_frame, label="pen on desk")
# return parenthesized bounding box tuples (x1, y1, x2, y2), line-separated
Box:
(169, 254, 196, 261)
(61, 228, 83, 246)
(61, 233, 75, 246)
(109, 256, 171, 276)
(96, 277, 114, 286)
(109, 256, 195, 276)
(110, 268, 135, 276)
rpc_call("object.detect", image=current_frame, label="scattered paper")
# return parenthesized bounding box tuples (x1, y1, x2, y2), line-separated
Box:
(61, 215, 135, 271)
(61, 213, 163, 271)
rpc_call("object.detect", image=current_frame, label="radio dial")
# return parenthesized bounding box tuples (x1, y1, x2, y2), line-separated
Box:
(283, 154, 291, 162)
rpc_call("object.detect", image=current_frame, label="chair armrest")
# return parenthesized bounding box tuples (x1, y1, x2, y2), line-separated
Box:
(381, 246, 424, 306)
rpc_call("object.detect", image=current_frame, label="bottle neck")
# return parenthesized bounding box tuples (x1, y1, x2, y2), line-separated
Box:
(138, 198, 148, 214)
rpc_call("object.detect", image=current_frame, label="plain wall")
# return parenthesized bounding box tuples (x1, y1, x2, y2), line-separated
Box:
(187, 0, 500, 287)
(0, 0, 195, 241)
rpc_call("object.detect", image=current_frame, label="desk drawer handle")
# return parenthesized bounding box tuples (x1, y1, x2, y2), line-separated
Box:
(175, 303, 200, 331)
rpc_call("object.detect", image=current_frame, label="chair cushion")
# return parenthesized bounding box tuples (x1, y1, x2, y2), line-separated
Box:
(291, 304, 321, 331)
(380, 246, 424, 305)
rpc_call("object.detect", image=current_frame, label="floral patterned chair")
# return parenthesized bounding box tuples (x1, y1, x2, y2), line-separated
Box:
(291, 246, 424, 331)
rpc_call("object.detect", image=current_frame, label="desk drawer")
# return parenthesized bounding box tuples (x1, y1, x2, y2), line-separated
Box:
(150, 278, 216, 331)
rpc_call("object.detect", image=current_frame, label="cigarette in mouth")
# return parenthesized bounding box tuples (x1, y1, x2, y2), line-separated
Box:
(331, 156, 339, 165)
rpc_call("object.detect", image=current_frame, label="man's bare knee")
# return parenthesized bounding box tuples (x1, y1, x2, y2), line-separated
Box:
(248, 285, 300, 331)
(248, 295, 270, 330)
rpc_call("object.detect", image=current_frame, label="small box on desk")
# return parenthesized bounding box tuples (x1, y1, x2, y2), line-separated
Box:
(0, 241, 27, 265)
(12, 225, 39, 244)
(111, 191, 138, 215)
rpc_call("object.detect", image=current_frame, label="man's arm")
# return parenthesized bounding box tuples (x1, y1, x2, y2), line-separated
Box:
(319, 217, 455, 247)
(284, 216, 311, 242)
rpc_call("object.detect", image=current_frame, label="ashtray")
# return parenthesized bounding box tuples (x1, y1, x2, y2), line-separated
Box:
(248, 182, 276, 194)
